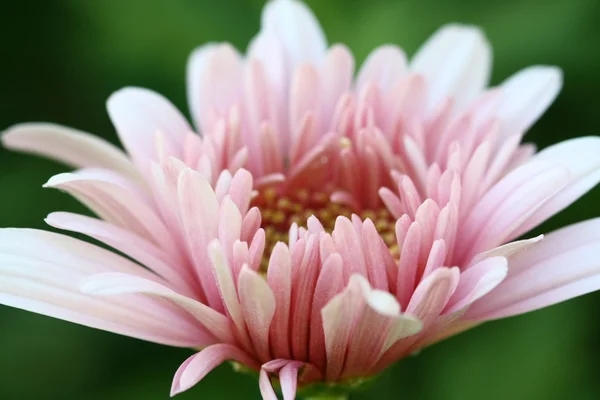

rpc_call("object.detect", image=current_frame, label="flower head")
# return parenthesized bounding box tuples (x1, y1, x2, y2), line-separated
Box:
(3, 0, 600, 398)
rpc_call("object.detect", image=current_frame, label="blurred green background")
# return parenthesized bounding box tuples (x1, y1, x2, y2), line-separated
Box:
(1, 0, 599, 399)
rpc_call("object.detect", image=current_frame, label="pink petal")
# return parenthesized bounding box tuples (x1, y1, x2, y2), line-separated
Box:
(356, 45, 407, 91)
(332, 217, 368, 280)
(344, 282, 421, 378)
(2, 123, 141, 184)
(259, 368, 279, 400)
(396, 220, 422, 307)
(512, 137, 600, 237)
(247, 32, 287, 95)
(219, 196, 243, 267)
(170, 344, 258, 396)
(208, 240, 254, 352)
(44, 169, 174, 251)
(445, 256, 508, 313)
(320, 274, 364, 380)
(45, 212, 194, 296)
(361, 219, 392, 291)
(320, 44, 354, 131)
(471, 235, 543, 265)
(406, 267, 460, 328)
(107, 87, 191, 168)
(309, 253, 344, 372)
(457, 160, 569, 262)
(80, 272, 233, 344)
(289, 66, 319, 144)
(228, 168, 254, 216)
(267, 243, 293, 359)
(465, 218, 600, 320)
(279, 361, 304, 400)
(187, 44, 243, 134)
(496, 66, 562, 138)
(243, 62, 274, 173)
(177, 168, 222, 311)
(260, 0, 327, 67)
(186, 43, 217, 131)
(290, 234, 320, 360)
(0, 229, 207, 348)
(411, 24, 491, 110)
(238, 266, 276, 363)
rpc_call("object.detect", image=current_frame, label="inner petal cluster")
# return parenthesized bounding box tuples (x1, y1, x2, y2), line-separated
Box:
(252, 186, 398, 271)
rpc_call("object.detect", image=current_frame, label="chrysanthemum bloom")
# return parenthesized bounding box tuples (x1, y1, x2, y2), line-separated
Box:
(3, 0, 600, 398)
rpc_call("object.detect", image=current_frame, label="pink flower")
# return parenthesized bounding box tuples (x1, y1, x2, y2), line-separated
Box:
(3, 0, 600, 398)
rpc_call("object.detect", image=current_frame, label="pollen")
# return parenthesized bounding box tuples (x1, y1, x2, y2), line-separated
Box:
(252, 188, 398, 272)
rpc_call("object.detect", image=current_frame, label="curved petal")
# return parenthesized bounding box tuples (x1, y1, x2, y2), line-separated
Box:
(511, 137, 600, 238)
(187, 44, 243, 134)
(178, 168, 222, 311)
(260, 0, 327, 67)
(2, 123, 141, 184)
(45, 212, 194, 294)
(107, 87, 192, 168)
(356, 45, 407, 91)
(411, 24, 491, 110)
(343, 277, 422, 378)
(457, 160, 570, 262)
(406, 267, 460, 327)
(471, 235, 543, 264)
(186, 43, 217, 132)
(445, 256, 508, 313)
(259, 368, 278, 400)
(170, 344, 258, 396)
(44, 169, 174, 251)
(279, 361, 304, 400)
(238, 266, 276, 362)
(80, 272, 233, 344)
(465, 218, 600, 320)
(497, 66, 562, 138)
(0, 228, 207, 348)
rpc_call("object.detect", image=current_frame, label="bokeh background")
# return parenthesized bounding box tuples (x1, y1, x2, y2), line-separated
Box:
(1, 0, 599, 399)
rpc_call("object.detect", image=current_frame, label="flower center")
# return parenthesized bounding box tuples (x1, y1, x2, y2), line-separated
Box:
(252, 188, 398, 271)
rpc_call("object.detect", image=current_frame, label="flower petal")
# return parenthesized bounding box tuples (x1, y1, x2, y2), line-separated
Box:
(321, 274, 364, 380)
(406, 267, 460, 328)
(445, 256, 508, 313)
(2, 123, 141, 184)
(45, 212, 194, 295)
(188, 44, 243, 134)
(238, 265, 276, 363)
(170, 344, 258, 396)
(186, 43, 217, 131)
(457, 160, 569, 262)
(465, 218, 600, 319)
(496, 66, 562, 137)
(512, 137, 600, 237)
(279, 361, 304, 400)
(344, 280, 421, 378)
(260, 0, 327, 67)
(107, 87, 192, 168)
(267, 242, 293, 359)
(471, 235, 543, 264)
(309, 253, 344, 371)
(209, 240, 254, 352)
(0, 228, 207, 348)
(411, 24, 491, 110)
(259, 368, 278, 400)
(45, 169, 174, 250)
(80, 272, 233, 344)
(356, 45, 407, 91)
(177, 168, 222, 310)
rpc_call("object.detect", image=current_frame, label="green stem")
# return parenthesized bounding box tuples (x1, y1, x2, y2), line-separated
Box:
(303, 396, 349, 400)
